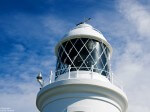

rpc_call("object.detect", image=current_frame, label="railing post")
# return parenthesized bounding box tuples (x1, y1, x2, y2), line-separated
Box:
(111, 72, 113, 84)
(68, 65, 71, 79)
(91, 65, 94, 79)
(109, 63, 113, 84)
(49, 70, 53, 84)
(76, 70, 79, 78)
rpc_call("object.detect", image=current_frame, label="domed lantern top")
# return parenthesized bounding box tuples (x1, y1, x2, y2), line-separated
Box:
(55, 23, 112, 79)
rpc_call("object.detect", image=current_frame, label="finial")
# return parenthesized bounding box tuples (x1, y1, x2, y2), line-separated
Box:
(76, 18, 91, 26)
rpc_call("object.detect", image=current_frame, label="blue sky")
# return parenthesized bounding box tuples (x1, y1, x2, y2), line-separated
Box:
(0, 0, 150, 112)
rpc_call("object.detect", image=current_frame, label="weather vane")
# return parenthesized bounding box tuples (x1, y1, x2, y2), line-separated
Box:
(76, 18, 91, 26)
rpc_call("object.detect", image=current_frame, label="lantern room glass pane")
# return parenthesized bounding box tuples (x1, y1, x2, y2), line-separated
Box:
(56, 38, 110, 78)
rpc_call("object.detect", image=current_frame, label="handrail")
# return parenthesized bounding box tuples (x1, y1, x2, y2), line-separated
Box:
(48, 66, 123, 90)
(55, 67, 110, 74)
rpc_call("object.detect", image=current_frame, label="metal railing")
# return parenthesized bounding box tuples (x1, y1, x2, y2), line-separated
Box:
(55, 66, 110, 79)
(47, 66, 123, 90)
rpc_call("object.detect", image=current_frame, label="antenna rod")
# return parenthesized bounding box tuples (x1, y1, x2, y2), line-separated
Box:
(84, 18, 91, 23)
(76, 18, 91, 26)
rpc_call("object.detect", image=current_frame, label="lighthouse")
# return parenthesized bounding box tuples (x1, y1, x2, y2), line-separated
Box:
(36, 23, 128, 112)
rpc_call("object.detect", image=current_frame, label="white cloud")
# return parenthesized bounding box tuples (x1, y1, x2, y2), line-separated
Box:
(90, 0, 150, 112)
(0, 13, 71, 112)
(119, 0, 150, 39)
(114, 0, 150, 112)
(1, 1, 150, 112)
(0, 77, 39, 112)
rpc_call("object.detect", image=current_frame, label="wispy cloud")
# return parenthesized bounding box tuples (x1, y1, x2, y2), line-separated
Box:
(89, 0, 150, 112)
(1, 0, 150, 112)
(119, 0, 150, 39)
(0, 13, 71, 112)
(114, 0, 150, 112)
(0, 77, 39, 112)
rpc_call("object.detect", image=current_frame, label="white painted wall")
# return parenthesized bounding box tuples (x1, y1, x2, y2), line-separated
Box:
(36, 79, 128, 112)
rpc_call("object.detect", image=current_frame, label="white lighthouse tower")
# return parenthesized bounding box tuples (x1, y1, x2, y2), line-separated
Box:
(36, 22, 128, 112)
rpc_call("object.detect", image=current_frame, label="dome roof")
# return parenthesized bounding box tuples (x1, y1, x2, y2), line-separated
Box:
(63, 23, 107, 42)
(55, 23, 112, 56)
